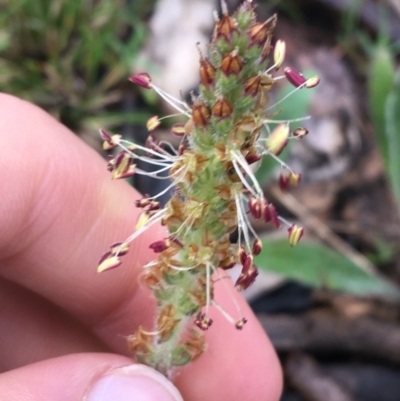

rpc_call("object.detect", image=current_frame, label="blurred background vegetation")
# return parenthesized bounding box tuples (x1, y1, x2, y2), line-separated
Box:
(0, 0, 156, 143)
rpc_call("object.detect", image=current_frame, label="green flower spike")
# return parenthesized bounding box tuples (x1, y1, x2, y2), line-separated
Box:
(98, 0, 319, 376)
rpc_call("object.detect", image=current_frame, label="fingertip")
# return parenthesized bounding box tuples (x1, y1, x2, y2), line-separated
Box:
(175, 278, 283, 401)
(0, 353, 183, 401)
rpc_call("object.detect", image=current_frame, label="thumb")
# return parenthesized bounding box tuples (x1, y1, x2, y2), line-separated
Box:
(0, 353, 183, 401)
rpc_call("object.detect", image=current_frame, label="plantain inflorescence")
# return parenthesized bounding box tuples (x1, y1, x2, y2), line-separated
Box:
(98, 0, 319, 376)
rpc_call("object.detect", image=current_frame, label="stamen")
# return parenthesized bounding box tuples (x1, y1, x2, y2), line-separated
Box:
(212, 300, 242, 326)
(278, 215, 292, 227)
(119, 140, 176, 162)
(235, 194, 252, 253)
(206, 263, 211, 314)
(169, 264, 199, 271)
(159, 141, 179, 155)
(212, 266, 243, 317)
(261, 149, 293, 172)
(232, 159, 258, 198)
(265, 81, 308, 111)
(150, 84, 191, 117)
(146, 168, 186, 201)
(121, 209, 166, 249)
(239, 196, 261, 241)
(231, 151, 264, 197)
(262, 116, 311, 124)
(135, 165, 173, 179)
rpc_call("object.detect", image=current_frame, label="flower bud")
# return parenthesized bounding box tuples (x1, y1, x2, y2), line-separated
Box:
(216, 13, 237, 40)
(221, 49, 243, 76)
(288, 224, 304, 246)
(128, 72, 152, 89)
(192, 102, 211, 128)
(284, 67, 306, 87)
(199, 57, 216, 87)
(260, 73, 275, 90)
(212, 96, 233, 119)
(248, 13, 276, 46)
(244, 75, 261, 96)
(273, 39, 286, 69)
(265, 123, 289, 155)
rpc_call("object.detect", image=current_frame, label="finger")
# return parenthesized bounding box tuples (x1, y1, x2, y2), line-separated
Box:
(176, 276, 283, 401)
(0, 94, 282, 401)
(0, 354, 183, 401)
(0, 278, 108, 371)
(0, 93, 158, 353)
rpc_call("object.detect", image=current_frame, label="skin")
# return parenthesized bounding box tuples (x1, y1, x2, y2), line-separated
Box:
(0, 93, 282, 401)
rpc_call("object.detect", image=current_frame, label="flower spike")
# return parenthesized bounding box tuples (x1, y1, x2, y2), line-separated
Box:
(99, 0, 319, 376)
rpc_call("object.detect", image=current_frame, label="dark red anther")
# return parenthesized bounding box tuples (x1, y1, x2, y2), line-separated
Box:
(284, 67, 306, 88)
(149, 240, 169, 253)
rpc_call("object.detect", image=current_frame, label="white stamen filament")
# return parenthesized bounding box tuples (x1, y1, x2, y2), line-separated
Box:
(135, 164, 173, 178)
(232, 159, 258, 198)
(119, 140, 176, 162)
(146, 167, 185, 200)
(150, 84, 191, 117)
(206, 263, 211, 315)
(235, 194, 252, 253)
(212, 300, 239, 326)
(262, 115, 311, 124)
(169, 264, 198, 271)
(278, 215, 292, 227)
(261, 150, 293, 172)
(265, 82, 308, 111)
(212, 267, 243, 317)
(159, 141, 178, 155)
(121, 209, 166, 250)
(239, 195, 261, 241)
(231, 151, 264, 197)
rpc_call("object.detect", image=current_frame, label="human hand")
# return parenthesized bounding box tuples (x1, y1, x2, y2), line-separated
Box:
(0, 93, 282, 401)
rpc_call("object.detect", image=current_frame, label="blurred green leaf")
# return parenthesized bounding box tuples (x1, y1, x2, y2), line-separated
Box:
(366, 237, 396, 265)
(385, 67, 400, 211)
(255, 239, 400, 299)
(368, 45, 395, 163)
